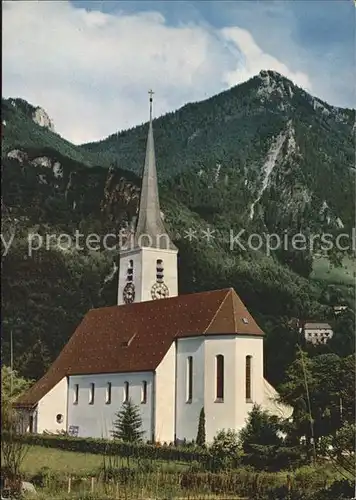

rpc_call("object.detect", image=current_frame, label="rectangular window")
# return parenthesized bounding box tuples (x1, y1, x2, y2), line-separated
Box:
(246, 356, 252, 401)
(73, 384, 79, 404)
(123, 381, 129, 403)
(106, 382, 112, 404)
(141, 381, 147, 404)
(216, 355, 224, 401)
(186, 356, 193, 402)
(89, 383, 95, 405)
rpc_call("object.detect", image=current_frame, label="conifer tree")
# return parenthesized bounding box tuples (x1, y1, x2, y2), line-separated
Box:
(111, 399, 144, 443)
(196, 407, 206, 447)
(239, 404, 283, 470)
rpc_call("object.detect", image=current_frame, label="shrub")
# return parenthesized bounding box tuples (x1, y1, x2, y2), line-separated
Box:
(294, 465, 328, 491)
(312, 479, 354, 500)
(30, 466, 62, 490)
(1, 431, 209, 464)
(209, 429, 241, 471)
(239, 404, 304, 471)
(187, 460, 204, 473)
(137, 458, 158, 474)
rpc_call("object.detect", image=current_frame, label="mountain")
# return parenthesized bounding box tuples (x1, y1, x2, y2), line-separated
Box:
(81, 70, 355, 232)
(1, 70, 355, 385)
(2, 97, 114, 167)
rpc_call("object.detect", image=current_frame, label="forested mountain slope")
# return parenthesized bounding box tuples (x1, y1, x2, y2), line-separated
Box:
(1, 70, 354, 385)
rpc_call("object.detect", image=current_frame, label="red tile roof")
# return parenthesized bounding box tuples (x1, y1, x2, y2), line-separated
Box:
(16, 288, 263, 407)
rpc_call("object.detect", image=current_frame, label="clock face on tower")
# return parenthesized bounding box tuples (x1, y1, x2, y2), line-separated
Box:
(151, 282, 169, 300)
(123, 282, 135, 304)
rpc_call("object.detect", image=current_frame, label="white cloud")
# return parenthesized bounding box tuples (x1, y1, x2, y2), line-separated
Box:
(3, 1, 312, 144)
(220, 27, 312, 92)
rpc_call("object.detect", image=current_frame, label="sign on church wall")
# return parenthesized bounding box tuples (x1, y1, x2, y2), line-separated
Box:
(68, 425, 79, 437)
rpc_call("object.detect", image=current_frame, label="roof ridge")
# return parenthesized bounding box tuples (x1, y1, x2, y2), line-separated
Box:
(232, 289, 237, 332)
(204, 288, 232, 334)
(94, 288, 232, 313)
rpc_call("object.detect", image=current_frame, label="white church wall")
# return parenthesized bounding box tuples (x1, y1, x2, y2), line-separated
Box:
(262, 378, 293, 420)
(154, 342, 176, 443)
(175, 337, 205, 442)
(204, 335, 237, 442)
(67, 372, 153, 439)
(36, 377, 68, 434)
(203, 335, 264, 442)
(233, 335, 264, 431)
(140, 247, 178, 302)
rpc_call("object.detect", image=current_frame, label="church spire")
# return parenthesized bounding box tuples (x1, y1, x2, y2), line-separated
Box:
(134, 91, 176, 250)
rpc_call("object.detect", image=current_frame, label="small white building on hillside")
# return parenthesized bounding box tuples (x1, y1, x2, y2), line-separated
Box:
(300, 321, 334, 345)
(15, 93, 291, 443)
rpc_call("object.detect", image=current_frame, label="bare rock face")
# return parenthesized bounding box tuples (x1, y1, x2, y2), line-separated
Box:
(53, 162, 63, 178)
(32, 107, 55, 132)
(7, 149, 28, 163)
(31, 156, 52, 168)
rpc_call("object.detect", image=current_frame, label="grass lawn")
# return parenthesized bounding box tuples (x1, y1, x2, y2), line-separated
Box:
(18, 446, 245, 498)
(20, 445, 188, 476)
(22, 445, 104, 475)
(3, 445, 343, 500)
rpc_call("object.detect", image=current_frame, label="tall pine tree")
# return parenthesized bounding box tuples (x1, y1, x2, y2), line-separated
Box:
(196, 407, 206, 447)
(111, 399, 144, 443)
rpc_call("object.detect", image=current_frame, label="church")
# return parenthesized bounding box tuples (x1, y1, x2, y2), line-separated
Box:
(15, 93, 291, 443)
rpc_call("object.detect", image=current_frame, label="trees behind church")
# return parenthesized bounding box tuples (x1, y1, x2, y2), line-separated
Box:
(2, 232, 354, 390)
(2, 153, 354, 387)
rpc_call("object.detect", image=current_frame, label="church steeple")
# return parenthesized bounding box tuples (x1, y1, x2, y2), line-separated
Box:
(117, 90, 178, 305)
(133, 90, 176, 251)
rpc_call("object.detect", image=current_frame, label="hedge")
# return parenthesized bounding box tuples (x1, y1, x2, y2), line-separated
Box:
(2, 432, 210, 463)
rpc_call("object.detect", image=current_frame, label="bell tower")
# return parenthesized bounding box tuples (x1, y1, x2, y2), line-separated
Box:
(117, 91, 178, 305)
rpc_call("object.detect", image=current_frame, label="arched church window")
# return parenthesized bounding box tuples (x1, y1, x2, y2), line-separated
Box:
(106, 382, 112, 404)
(186, 356, 193, 403)
(127, 260, 133, 282)
(141, 381, 147, 404)
(245, 356, 252, 401)
(73, 384, 79, 404)
(216, 355, 224, 401)
(123, 381, 129, 403)
(89, 383, 95, 405)
(156, 259, 164, 283)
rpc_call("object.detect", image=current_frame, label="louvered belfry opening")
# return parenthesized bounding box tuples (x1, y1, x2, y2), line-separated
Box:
(156, 259, 164, 282)
(127, 260, 133, 282)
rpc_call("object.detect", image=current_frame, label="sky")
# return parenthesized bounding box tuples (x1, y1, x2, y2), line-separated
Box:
(3, 0, 355, 144)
